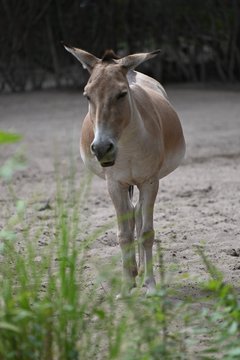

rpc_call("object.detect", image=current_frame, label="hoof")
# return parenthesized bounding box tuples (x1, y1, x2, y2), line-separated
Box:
(143, 277, 156, 296)
(146, 286, 158, 297)
(116, 284, 137, 300)
(116, 286, 147, 299)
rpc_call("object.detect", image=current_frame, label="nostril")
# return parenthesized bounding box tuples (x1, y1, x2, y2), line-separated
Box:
(106, 142, 114, 153)
(91, 140, 115, 160)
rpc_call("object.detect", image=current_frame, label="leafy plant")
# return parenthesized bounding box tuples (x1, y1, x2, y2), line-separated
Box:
(1, 138, 240, 359)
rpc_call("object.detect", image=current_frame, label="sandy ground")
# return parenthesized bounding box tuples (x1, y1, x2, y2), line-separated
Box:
(1, 86, 240, 303)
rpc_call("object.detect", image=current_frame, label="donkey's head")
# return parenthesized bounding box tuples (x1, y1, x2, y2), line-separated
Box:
(64, 45, 160, 167)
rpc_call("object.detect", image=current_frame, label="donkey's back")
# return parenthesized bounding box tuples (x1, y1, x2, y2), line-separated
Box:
(127, 70, 185, 180)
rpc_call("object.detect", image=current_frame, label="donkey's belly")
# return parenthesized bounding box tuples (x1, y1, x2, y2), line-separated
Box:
(81, 139, 184, 185)
(81, 147, 162, 184)
(105, 147, 164, 185)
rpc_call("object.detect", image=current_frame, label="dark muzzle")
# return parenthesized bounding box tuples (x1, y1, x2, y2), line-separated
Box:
(91, 140, 116, 167)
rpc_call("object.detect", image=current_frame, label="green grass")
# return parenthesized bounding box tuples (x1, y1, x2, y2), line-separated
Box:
(0, 132, 240, 359)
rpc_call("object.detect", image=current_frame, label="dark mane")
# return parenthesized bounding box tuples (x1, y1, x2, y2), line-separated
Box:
(101, 49, 119, 62)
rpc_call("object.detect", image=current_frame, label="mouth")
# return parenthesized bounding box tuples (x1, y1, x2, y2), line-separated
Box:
(100, 160, 115, 167)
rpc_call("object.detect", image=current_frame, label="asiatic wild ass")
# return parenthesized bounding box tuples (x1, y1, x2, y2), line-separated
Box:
(64, 46, 186, 295)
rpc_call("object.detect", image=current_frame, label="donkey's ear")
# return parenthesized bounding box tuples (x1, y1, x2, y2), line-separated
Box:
(63, 44, 100, 73)
(118, 49, 161, 71)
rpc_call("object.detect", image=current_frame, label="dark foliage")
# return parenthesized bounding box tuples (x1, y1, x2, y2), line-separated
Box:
(0, 0, 239, 91)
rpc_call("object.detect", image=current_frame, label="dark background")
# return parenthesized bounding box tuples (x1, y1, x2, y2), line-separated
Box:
(1, 0, 240, 92)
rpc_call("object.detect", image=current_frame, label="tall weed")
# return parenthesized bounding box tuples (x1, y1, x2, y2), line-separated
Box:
(0, 133, 240, 359)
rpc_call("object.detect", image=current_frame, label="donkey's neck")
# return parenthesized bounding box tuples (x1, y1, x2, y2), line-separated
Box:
(118, 93, 146, 149)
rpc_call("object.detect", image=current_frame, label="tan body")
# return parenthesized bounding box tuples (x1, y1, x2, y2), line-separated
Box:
(64, 46, 185, 295)
(81, 70, 185, 184)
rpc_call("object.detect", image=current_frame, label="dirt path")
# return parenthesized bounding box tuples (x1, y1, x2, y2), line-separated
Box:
(1, 87, 240, 297)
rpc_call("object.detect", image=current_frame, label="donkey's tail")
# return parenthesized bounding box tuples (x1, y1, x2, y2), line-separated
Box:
(128, 185, 134, 201)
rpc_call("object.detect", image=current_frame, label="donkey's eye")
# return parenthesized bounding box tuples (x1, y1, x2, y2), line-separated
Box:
(116, 91, 127, 100)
